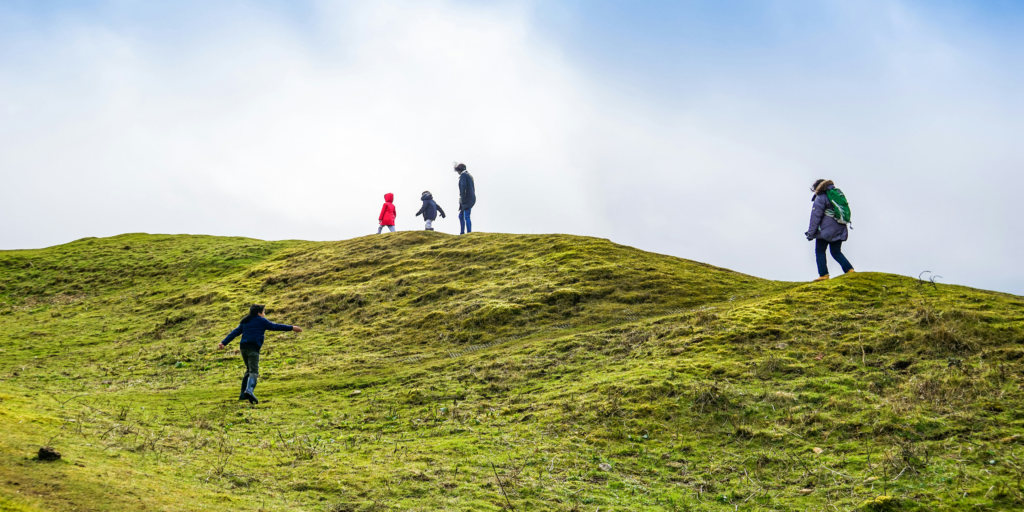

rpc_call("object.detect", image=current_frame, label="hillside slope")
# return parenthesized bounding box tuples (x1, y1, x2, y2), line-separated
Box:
(0, 232, 1022, 511)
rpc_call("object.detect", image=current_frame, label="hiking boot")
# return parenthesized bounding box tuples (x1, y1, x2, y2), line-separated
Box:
(238, 376, 249, 401)
(845, 269, 856, 274)
(814, 275, 830, 282)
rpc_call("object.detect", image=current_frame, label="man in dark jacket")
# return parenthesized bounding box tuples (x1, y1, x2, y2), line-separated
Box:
(454, 162, 476, 234)
(805, 179, 854, 281)
(415, 191, 446, 231)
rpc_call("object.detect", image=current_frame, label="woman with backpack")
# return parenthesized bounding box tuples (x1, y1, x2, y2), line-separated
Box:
(805, 179, 854, 281)
(217, 304, 303, 404)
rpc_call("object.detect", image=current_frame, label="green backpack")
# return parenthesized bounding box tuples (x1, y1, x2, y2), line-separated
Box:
(824, 188, 852, 225)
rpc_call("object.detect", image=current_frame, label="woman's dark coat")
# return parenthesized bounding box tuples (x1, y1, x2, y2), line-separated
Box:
(806, 180, 849, 242)
(458, 171, 476, 210)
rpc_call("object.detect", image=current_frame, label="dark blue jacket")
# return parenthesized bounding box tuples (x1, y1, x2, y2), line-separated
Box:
(415, 192, 446, 221)
(220, 316, 293, 349)
(458, 171, 476, 210)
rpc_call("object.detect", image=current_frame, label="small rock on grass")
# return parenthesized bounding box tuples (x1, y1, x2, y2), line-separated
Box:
(598, 463, 612, 472)
(812, 447, 824, 454)
(38, 447, 61, 461)
(349, 390, 361, 396)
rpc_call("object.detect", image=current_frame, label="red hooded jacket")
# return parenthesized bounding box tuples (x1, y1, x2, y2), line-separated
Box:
(378, 193, 396, 226)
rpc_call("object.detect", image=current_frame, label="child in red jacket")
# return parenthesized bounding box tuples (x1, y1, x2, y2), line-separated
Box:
(377, 193, 396, 234)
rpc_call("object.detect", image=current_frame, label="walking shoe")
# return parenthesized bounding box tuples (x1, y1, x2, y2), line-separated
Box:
(845, 269, 856, 274)
(814, 275, 830, 282)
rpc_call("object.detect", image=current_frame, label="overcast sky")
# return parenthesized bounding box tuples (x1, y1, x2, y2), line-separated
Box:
(2, 0, 1023, 294)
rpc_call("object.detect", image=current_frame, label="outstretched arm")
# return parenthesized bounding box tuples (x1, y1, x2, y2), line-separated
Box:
(437, 204, 446, 218)
(217, 325, 242, 349)
(415, 204, 425, 217)
(379, 204, 387, 223)
(266, 320, 295, 331)
(261, 317, 303, 333)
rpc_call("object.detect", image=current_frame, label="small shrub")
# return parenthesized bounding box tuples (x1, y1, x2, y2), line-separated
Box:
(755, 355, 782, 379)
(692, 381, 729, 412)
(734, 426, 753, 439)
(861, 495, 898, 511)
(694, 311, 719, 326)
(913, 306, 938, 325)
(922, 325, 975, 354)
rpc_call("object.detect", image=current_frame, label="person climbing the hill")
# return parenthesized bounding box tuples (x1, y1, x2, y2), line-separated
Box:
(454, 163, 475, 234)
(217, 304, 302, 404)
(415, 191, 445, 231)
(805, 179, 854, 281)
(377, 193, 397, 234)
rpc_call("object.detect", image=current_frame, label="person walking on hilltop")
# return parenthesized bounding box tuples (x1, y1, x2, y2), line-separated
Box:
(805, 179, 855, 281)
(377, 192, 397, 234)
(415, 191, 445, 231)
(454, 163, 476, 234)
(217, 304, 303, 404)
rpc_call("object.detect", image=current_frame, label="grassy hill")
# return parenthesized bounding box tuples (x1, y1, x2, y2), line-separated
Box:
(0, 232, 1022, 511)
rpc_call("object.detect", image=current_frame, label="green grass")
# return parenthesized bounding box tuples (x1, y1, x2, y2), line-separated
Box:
(1, 231, 1023, 511)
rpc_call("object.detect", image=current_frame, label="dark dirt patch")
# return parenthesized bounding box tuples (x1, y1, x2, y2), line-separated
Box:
(37, 446, 61, 461)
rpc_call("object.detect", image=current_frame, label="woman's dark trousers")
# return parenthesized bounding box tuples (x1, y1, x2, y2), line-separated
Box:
(815, 239, 853, 277)
(459, 208, 472, 234)
(239, 346, 260, 402)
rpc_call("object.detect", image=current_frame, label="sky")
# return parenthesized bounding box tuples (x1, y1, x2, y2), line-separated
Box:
(2, 0, 1023, 294)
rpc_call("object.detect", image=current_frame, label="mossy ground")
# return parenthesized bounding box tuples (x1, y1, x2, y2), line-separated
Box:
(0, 232, 1022, 511)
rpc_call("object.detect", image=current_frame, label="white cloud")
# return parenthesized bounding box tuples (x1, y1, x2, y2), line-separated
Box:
(1, 1, 599, 241)
(1, 0, 1022, 294)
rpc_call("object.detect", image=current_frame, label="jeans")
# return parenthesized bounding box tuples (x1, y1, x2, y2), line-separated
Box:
(425, 219, 433, 230)
(815, 239, 853, 277)
(377, 225, 396, 234)
(240, 346, 260, 379)
(459, 207, 472, 234)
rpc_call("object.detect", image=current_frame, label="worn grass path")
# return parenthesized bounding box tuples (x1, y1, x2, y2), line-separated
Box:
(1, 232, 1022, 511)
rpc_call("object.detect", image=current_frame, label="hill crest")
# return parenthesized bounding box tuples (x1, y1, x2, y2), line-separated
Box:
(0, 232, 1022, 511)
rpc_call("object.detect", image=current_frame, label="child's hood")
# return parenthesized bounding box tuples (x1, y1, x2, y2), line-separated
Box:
(420, 192, 433, 201)
(384, 193, 394, 203)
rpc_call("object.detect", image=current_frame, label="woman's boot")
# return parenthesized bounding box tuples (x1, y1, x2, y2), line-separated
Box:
(243, 376, 259, 404)
(239, 376, 250, 401)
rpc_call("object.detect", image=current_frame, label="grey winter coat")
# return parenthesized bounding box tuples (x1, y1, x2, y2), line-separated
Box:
(806, 180, 849, 243)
